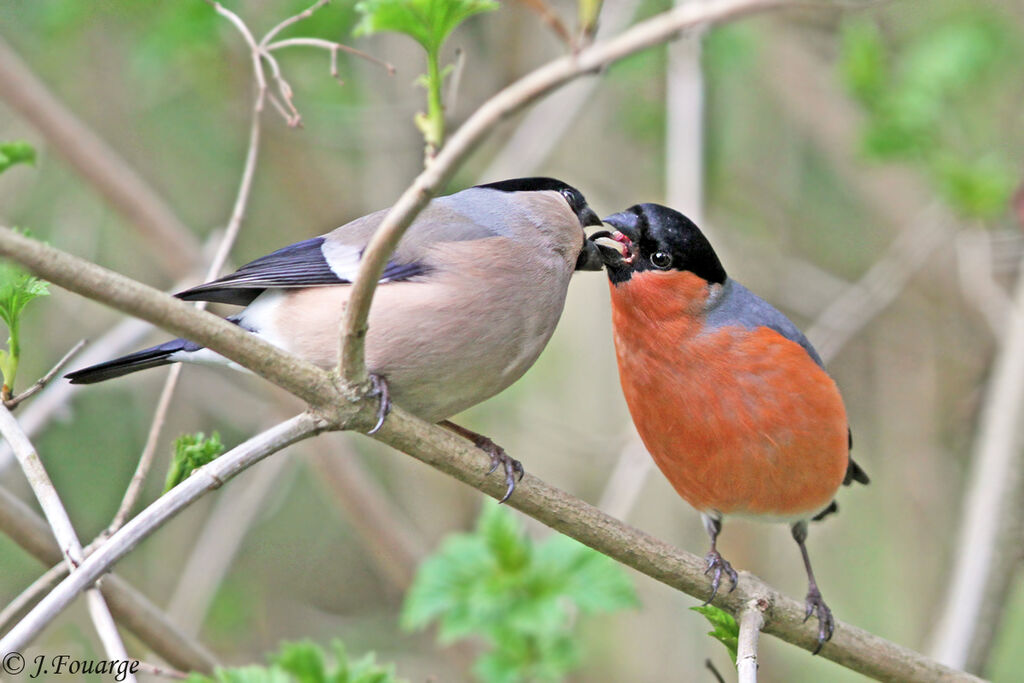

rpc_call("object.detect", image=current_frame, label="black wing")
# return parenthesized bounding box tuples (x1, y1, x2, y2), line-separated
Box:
(177, 237, 428, 306)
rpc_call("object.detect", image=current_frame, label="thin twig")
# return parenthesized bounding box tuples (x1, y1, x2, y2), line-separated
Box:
(0, 228, 336, 409)
(929, 252, 1024, 671)
(805, 203, 954, 362)
(445, 48, 466, 116)
(265, 38, 396, 75)
(107, 364, 182, 534)
(737, 599, 768, 683)
(0, 405, 137, 681)
(0, 559, 66, 632)
(516, 0, 574, 45)
(0, 485, 218, 673)
(3, 339, 86, 409)
(0, 412, 325, 653)
(105, 0, 373, 536)
(260, 0, 331, 47)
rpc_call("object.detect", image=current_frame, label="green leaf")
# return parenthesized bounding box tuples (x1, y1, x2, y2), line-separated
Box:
(838, 21, 887, 108)
(403, 502, 637, 680)
(189, 640, 403, 683)
(690, 604, 739, 665)
(354, 0, 498, 153)
(164, 431, 225, 492)
(353, 0, 498, 54)
(0, 141, 36, 175)
(478, 502, 530, 571)
(932, 155, 1015, 219)
(536, 535, 639, 614)
(0, 261, 49, 331)
(271, 641, 327, 683)
(0, 232, 51, 393)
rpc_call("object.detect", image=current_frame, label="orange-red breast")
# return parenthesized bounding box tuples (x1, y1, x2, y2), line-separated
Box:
(592, 203, 868, 652)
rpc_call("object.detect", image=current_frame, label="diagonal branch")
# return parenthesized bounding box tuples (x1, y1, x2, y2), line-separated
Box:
(0, 401, 980, 682)
(337, 0, 796, 385)
(0, 485, 217, 672)
(0, 411, 325, 653)
(0, 405, 136, 679)
(0, 226, 336, 407)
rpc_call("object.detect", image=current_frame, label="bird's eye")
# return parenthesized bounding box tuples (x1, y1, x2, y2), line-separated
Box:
(650, 251, 672, 269)
(560, 188, 577, 207)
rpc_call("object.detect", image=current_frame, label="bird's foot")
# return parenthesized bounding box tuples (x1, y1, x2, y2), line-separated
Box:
(475, 435, 524, 504)
(365, 374, 391, 435)
(702, 549, 738, 604)
(803, 585, 835, 655)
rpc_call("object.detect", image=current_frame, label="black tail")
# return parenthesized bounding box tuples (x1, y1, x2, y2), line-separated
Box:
(65, 338, 203, 385)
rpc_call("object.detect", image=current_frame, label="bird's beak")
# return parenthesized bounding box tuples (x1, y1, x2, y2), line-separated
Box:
(574, 205, 611, 271)
(575, 238, 604, 271)
(580, 206, 603, 229)
(593, 211, 639, 266)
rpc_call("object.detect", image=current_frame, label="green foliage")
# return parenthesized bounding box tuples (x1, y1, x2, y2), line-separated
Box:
(839, 14, 1019, 218)
(0, 141, 36, 175)
(690, 604, 739, 665)
(354, 0, 498, 155)
(403, 502, 638, 682)
(0, 224, 50, 397)
(187, 640, 403, 683)
(165, 431, 225, 492)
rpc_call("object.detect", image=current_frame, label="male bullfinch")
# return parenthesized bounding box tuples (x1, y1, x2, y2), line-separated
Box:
(591, 203, 869, 652)
(66, 177, 605, 501)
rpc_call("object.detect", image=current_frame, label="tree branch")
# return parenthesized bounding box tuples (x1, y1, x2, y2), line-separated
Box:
(929, 251, 1024, 671)
(0, 411, 325, 653)
(737, 598, 769, 683)
(0, 485, 218, 672)
(2, 397, 982, 682)
(337, 0, 795, 385)
(0, 226, 339, 408)
(0, 405, 136, 679)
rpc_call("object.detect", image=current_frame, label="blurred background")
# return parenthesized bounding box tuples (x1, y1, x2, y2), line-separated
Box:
(1, 0, 1023, 680)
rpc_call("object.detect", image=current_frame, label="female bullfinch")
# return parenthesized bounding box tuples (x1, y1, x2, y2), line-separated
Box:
(591, 203, 868, 652)
(66, 177, 605, 502)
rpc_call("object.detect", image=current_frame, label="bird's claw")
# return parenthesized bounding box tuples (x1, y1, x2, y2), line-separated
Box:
(475, 435, 523, 504)
(803, 586, 835, 655)
(702, 549, 738, 605)
(365, 374, 391, 435)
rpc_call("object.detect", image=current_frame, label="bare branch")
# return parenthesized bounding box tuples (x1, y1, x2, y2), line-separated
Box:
(0, 559, 66, 632)
(3, 339, 86, 409)
(107, 364, 182, 533)
(0, 227, 338, 407)
(2, 398, 982, 682)
(339, 0, 799, 385)
(929, 252, 1024, 671)
(0, 405, 136, 680)
(0, 486, 217, 672)
(260, 0, 330, 47)
(0, 412, 325, 652)
(805, 203, 954, 363)
(0, 38, 199, 277)
(737, 598, 769, 683)
(516, 0, 574, 45)
(267, 38, 396, 77)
